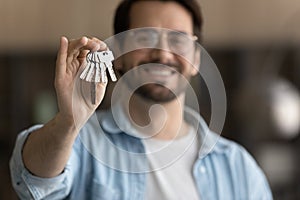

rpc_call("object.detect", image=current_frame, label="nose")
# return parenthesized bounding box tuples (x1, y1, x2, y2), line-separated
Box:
(150, 34, 175, 63)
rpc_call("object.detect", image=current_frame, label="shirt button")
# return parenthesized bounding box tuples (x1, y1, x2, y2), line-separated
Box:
(200, 166, 206, 173)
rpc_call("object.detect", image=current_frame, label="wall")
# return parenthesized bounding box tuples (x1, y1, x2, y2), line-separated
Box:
(0, 0, 300, 51)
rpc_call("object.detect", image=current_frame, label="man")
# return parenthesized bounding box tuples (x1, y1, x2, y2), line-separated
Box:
(10, 0, 272, 199)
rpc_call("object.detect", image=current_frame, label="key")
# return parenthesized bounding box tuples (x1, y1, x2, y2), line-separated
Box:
(89, 53, 97, 104)
(79, 53, 93, 80)
(91, 82, 96, 104)
(98, 50, 117, 82)
(80, 52, 99, 104)
(80, 52, 95, 82)
(95, 61, 101, 82)
(86, 61, 95, 82)
(91, 53, 101, 104)
(95, 54, 106, 83)
(100, 62, 107, 83)
(79, 50, 117, 105)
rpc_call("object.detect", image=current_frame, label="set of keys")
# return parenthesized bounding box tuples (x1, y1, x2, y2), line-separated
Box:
(80, 50, 117, 104)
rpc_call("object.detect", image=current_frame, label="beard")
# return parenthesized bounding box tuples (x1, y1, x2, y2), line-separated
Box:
(118, 60, 191, 103)
(135, 84, 178, 103)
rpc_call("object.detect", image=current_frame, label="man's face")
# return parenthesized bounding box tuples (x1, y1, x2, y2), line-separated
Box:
(117, 1, 199, 103)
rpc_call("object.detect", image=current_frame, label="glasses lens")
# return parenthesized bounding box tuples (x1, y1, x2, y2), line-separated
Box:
(132, 29, 158, 48)
(129, 28, 195, 55)
(168, 31, 194, 54)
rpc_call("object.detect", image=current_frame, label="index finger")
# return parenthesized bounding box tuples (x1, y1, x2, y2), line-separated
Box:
(77, 37, 108, 59)
(68, 37, 107, 56)
(67, 36, 89, 56)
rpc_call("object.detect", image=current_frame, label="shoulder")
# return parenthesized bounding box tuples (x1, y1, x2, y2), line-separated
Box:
(205, 134, 273, 199)
(213, 135, 248, 155)
(211, 135, 259, 169)
(203, 132, 269, 185)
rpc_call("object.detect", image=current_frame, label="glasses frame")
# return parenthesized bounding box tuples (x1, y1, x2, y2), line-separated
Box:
(127, 27, 198, 55)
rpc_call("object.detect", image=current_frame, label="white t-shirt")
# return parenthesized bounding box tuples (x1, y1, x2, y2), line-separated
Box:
(143, 127, 200, 200)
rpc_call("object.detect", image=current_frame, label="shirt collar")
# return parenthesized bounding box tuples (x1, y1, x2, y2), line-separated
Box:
(98, 102, 222, 157)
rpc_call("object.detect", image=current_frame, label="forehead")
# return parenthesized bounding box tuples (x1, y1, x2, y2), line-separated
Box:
(129, 1, 193, 34)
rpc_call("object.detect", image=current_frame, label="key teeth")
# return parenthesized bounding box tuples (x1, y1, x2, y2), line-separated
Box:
(79, 63, 90, 80)
(79, 50, 117, 83)
(111, 77, 117, 82)
(104, 72, 108, 83)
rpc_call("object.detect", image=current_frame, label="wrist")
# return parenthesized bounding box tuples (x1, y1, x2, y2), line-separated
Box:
(53, 112, 79, 137)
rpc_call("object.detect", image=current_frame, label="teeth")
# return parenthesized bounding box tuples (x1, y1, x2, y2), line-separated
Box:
(147, 69, 174, 76)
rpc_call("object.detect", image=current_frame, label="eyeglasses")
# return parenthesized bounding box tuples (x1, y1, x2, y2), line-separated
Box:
(127, 28, 197, 55)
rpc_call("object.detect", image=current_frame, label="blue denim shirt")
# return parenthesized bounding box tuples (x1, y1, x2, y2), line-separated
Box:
(10, 107, 273, 200)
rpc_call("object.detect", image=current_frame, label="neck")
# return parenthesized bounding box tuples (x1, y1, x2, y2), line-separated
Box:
(122, 94, 189, 140)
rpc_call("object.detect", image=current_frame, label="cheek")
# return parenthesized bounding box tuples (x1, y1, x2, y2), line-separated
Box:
(177, 57, 195, 75)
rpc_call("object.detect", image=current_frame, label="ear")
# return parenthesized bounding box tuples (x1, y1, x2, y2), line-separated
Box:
(191, 45, 201, 76)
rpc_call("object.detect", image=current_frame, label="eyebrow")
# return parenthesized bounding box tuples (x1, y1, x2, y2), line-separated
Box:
(176, 30, 189, 35)
(167, 30, 190, 36)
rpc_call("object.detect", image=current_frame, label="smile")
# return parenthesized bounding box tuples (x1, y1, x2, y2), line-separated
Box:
(144, 66, 177, 77)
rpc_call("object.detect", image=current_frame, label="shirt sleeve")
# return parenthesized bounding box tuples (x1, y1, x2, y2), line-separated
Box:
(9, 125, 77, 200)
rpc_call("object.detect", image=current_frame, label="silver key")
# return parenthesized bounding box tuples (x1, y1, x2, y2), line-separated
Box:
(100, 62, 107, 83)
(80, 53, 93, 81)
(95, 61, 101, 82)
(79, 50, 117, 104)
(91, 82, 96, 104)
(98, 50, 117, 82)
(80, 52, 100, 104)
(80, 52, 99, 82)
(96, 54, 107, 83)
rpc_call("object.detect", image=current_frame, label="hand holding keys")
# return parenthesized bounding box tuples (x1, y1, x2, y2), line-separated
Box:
(80, 50, 117, 104)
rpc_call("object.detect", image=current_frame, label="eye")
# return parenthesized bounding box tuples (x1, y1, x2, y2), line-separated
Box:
(133, 30, 158, 47)
(135, 31, 151, 43)
(168, 32, 188, 47)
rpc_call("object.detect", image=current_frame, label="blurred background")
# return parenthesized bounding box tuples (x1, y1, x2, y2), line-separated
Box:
(0, 0, 299, 199)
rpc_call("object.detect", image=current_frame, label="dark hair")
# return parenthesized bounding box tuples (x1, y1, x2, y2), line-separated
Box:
(113, 0, 203, 42)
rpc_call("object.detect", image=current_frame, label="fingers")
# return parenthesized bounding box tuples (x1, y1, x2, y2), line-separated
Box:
(68, 36, 88, 57)
(77, 37, 107, 59)
(66, 36, 107, 67)
(55, 36, 108, 80)
(55, 36, 69, 78)
(68, 36, 107, 56)
(90, 37, 107, 50)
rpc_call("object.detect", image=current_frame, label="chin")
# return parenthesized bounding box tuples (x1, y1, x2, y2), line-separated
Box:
(135, 85, 180, 103)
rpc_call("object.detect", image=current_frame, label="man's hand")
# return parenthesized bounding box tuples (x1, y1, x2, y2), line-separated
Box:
(55, 36, 107, 130)
(22, 36, 109, 178)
